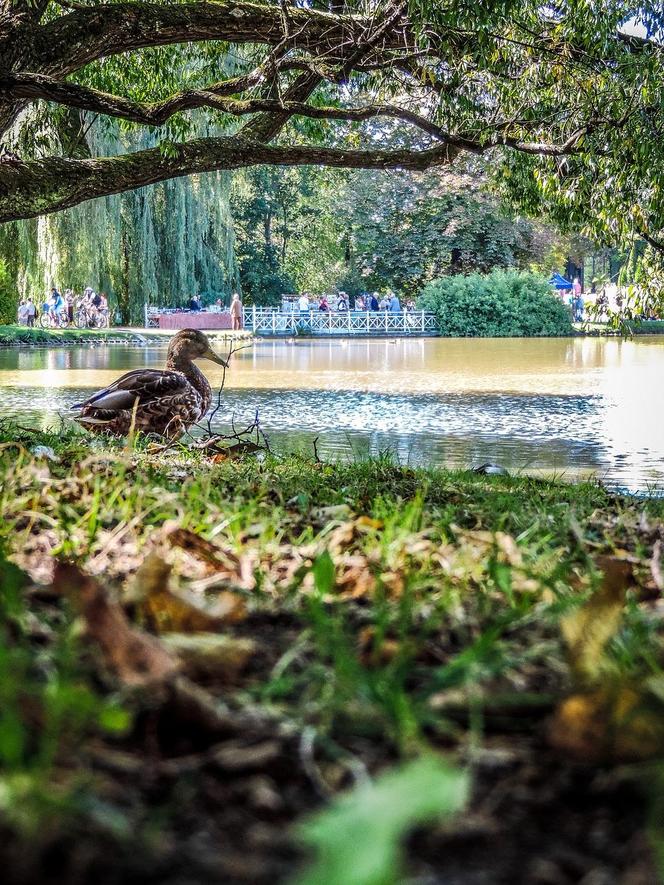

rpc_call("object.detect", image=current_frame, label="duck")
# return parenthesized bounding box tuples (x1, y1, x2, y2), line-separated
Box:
(472, 463, 509, 476)
(72, 329, 228, 438)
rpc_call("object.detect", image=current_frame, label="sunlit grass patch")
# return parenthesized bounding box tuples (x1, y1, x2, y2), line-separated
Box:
(0, 422, 663, 881)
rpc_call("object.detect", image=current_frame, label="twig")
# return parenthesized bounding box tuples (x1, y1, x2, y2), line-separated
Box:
(203, 340, 252, 436)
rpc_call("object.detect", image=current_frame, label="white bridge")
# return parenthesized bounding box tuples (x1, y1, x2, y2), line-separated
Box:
(243, 307, 439, 336)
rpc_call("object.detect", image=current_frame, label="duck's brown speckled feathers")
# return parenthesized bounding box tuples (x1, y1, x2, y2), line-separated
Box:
(72, 329, 228, 438)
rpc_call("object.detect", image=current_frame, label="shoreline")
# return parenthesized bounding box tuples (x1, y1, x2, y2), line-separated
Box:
(0, 325, 254, 347)
(1, 320, 663, 347)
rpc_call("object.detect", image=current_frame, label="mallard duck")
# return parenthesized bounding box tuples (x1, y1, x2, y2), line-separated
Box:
(72, 329, 228, 438)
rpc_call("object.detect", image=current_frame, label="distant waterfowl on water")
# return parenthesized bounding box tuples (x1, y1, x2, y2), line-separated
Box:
(473, 463, 509, 476)
(72, 329, 228, 438)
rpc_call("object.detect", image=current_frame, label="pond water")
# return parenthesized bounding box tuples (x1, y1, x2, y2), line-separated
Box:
(1, 336, 663, 493)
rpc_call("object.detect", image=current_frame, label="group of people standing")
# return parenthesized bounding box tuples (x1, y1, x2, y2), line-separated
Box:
(297, 291, 415, 313)
(17, 286, 109, 327)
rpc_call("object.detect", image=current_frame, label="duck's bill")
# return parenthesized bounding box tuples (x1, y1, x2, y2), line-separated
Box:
(203, 347, 229, 368)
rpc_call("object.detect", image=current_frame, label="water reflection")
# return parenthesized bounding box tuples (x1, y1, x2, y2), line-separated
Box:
(1, 337, 663, 492)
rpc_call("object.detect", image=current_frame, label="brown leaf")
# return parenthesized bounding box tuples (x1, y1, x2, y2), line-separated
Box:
(548, 686, 664, 763)
(160, 633, 255, 680)
(133, 552, 246, 633)
(561, 555, 635, 681)
(54, 562, 179, 688)
(164, 525, 255, 589)
(357, 625, 400, 667)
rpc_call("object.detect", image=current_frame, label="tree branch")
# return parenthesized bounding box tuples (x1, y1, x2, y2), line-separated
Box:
(2, 71, 464, 145)
(0, 135, 459, 222)
(33, 1, 376, 76)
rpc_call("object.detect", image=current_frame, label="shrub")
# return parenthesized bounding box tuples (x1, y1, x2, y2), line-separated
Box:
(418, 269, 573, 337)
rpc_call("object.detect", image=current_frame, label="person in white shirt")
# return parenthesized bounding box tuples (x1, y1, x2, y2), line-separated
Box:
(298, 293, 310, 313)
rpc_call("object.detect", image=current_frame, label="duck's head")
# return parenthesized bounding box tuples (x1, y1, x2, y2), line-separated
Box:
(168, 329, 229, 367)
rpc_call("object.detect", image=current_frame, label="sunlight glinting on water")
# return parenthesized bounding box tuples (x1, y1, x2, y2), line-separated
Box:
(1, 336, 663, 492)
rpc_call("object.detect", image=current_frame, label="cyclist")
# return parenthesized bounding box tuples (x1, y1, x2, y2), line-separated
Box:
(47, 287, 64, 324)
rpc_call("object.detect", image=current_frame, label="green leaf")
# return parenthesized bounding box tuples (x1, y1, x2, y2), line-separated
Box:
(295, 756, 469, 885)
(313, 550, 335, 596)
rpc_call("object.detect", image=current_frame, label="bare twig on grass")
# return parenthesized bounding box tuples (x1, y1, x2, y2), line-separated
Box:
(190, 339, 272, 457)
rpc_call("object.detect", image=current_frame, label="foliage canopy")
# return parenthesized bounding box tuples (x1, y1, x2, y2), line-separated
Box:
(0, 0, 661, 277)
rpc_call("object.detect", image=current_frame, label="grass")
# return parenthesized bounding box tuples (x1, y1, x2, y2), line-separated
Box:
(0, 324, 144, 345)
(1, 422, 664, 883)
(0, 325, 253, 346)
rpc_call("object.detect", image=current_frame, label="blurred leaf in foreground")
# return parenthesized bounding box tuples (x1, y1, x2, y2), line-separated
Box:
(560, 554, 635, 682)
(295, 756, 469, 885)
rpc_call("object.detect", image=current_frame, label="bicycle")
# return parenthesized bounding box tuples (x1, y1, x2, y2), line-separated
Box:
(75, 305, 105, 329)
(39, 310, 69, 329)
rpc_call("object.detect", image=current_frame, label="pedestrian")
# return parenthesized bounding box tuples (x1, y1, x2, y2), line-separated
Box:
(230, 292, 243, 330)
(17, 299, 29, 325)
(65, 288, 75, 324)
(370, 291, 379, 311)
(26, 297, 36, 327)
(98, 292, 109, 327)
(389, 292, 401, 312)
(318, 295, 329, 312)
(354, 295, 365, 311)
(188, 294, 201, 312)
(298, 291, 310, 313)
(337, 291, 348, 311)
(573, 293, 584, 322)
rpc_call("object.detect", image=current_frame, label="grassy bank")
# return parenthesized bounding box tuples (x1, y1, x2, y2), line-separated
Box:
(0, 324, 145, 346)
(0, 325, 253, 346)
(1, 423, 664, 884)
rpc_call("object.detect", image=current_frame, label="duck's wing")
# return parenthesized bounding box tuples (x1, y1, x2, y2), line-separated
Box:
(72, 369, 189, 412)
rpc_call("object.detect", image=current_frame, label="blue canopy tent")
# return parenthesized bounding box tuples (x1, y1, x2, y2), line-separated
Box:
(548, 272, 572, 290)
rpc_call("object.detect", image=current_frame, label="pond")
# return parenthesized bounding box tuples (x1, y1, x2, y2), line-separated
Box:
(1, 336, 663, 493)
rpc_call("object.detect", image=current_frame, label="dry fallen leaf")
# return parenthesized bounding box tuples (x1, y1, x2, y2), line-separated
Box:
(163, 524, 255, 589)
(160, 632, 256, 680)
(548, 685, 664, 763)
(54, 562, 179, 688)
(560, 555, 635, 681)
(357, 625, 400, 667)
(133, 552, 246, 633)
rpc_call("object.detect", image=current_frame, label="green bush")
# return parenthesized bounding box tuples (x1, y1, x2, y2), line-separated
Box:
(418, 269, 573, 337)
(0, 258, 17, 325)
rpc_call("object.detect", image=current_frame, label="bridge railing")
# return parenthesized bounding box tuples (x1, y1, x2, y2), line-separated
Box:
(243, 307, 438, 336)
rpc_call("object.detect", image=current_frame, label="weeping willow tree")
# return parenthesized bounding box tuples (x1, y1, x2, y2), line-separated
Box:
(1, 113, 238, 324)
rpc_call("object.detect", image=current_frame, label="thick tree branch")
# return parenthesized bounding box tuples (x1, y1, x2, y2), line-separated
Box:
(0, 135, 458, 221)
(1, 71, 464, 145)
(33, 1, 378, 76)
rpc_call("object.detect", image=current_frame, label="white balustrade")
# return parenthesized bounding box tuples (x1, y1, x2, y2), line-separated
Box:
(242, 308, 438, 336)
